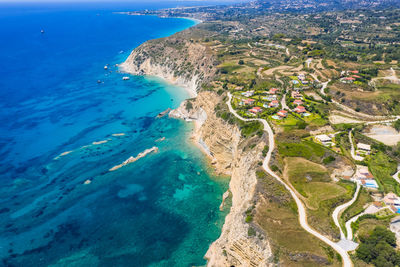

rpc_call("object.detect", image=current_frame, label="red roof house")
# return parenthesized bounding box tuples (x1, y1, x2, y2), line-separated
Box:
(293, 99, 303, 106)
(242, 98, 255, 105)
(269, 100, 279, 108)
(249, 107, 263, 114)
(268, 88, 279, 94)
(277, 110, 288, 118)
(294, 105, 306, 114)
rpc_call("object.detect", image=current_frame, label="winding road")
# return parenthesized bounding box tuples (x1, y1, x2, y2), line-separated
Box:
(316, 77, 399, 121)
(332, 183, 361, 239)
(226, 92, 353, 267)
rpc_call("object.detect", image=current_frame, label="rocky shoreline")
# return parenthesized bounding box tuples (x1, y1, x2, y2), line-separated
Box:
(121, 29, 273, 266)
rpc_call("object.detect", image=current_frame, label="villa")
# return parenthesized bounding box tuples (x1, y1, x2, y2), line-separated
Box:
(262, 95, 277, 101)
(240, 98, 256, 106)
(268, 88, 279, 94)
(315, 134, 332, 146)
(249, 107, 263, 115)
(298, 74, 306, 80)
(291, 91, 302, 99)
(293, 99, 303, 106)
(354, 166, 378, 189)
(384, 193, 400, 213)
(242, 91, 254, 97)
(357, 143, 371, 155)
(269, 100, 279, 108)
(277, 110, 288, 118)
(294, 105, 306, 114)
(341, 77, 355, 83)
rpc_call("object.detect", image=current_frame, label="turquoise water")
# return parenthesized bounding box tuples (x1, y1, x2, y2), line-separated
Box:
(0, 3, 228, 266)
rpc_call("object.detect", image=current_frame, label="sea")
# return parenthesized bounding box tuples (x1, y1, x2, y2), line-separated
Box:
(0, 2, 234, 266)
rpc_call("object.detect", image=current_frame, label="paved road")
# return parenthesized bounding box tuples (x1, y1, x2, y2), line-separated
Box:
(332, 182, 361, 239)
(226, 92, 353, 267)
(280, 93, 288, 110)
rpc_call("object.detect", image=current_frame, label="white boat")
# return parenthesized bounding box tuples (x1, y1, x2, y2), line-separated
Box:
(104, 65, 108, 70)
(122, 76, 130, 80)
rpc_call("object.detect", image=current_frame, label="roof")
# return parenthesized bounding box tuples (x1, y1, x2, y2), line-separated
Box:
(294, 99, 303, 104)
(344, 77, 355, 81)
(316, 134, 332, 142)
(357, 143, 371, 150)
(295, 106, 306, 112)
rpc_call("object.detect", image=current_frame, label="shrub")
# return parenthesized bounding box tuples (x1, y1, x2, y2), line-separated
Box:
(322, 155, 335, 164)
(185, 101, 193, 111)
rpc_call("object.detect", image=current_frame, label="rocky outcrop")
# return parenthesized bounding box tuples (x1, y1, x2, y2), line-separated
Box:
(120, 31, 216, 97)
(171, 91, 273, 266)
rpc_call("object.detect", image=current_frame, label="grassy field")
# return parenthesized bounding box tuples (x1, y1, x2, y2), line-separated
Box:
(284, 157, 354, 239)
(367, 151, 399, 194)
(278, 140, 326, 162)
(255, 170, 342, 266)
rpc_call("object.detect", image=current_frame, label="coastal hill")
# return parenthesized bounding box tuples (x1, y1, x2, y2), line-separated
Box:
(123, 1, 400, 266)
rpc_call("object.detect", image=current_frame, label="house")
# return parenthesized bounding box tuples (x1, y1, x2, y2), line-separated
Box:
(291, 91, 302, 99)
(262, 95, 277, 101)
(302, 80, 309, 84)
(361, 179, 379, 189)
(242, 91, 254, 97)
(315, 134, 332, 146)
(294, 105, 306, 114)
(268, 88, 279, 94)
(240, 98, 256, 106)
(298, 74, 306, 80)
(357, 143, 371, 154)
(249, 107, 263, 115)
(293, 99, 303, 106)
(352, 75, 362, 79)
(269, 100, 279, 108)
(349, 70, 359, 74)
(384, 193, 400, 212)
(277, 110, 288, 118)
(341, 77, 355, 83)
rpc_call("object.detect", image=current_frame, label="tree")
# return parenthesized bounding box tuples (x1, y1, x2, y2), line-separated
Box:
(394, 119, 400, 132)
(356, 226, 400, 267)
(238, 59, 245, 65)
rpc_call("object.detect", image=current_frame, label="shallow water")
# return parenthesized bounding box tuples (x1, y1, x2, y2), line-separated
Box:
(0, 3, 228, 266)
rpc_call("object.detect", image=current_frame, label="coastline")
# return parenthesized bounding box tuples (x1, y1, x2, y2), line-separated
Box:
(120, 14, 273, 266)
(119, 17, 202, 98)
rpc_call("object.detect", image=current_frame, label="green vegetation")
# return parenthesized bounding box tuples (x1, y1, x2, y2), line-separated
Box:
(341, 187, 372, 227)
(278, 141, 325, 162)
(322, 155, 336, 164)
(285, 157, 354, 238)
(356, 226, 400, 267)
(367, 151, 399, 194)
(255, 170, 341, 266)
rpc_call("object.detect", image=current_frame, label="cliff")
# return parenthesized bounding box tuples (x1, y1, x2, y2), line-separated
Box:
(170, 92, 273, 266)
(120, 30, 216, 97)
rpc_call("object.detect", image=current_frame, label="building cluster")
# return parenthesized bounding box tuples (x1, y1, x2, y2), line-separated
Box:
(352, 165, 378, 189)
(340, 70, 362, 84)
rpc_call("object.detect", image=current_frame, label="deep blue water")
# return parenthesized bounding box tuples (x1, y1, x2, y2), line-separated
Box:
(0, 3, 229, 266)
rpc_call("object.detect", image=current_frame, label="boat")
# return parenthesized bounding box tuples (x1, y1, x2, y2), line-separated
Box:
(122, 76, 130, 80)
(104, 65, 108, 70)
(41, 29, 45, 34)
